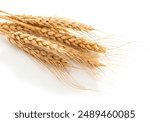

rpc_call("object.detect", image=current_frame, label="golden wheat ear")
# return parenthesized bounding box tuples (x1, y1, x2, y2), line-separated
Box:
(0, 10, 94, 35)
(15, 15, 94, 32)
(0, 10, 93, 32)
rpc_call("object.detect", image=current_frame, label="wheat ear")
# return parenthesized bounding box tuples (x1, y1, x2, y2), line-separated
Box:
(0, 10, 93, 31)
(18, 16, 93, 32)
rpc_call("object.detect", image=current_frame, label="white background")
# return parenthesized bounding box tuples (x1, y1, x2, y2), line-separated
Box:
(0, 0, 150, 122)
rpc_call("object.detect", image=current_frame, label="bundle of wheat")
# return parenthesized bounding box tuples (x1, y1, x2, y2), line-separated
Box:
(0, 10, 107, 90)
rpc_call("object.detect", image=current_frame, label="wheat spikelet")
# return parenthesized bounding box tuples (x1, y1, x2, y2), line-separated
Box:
(0, 22, 32, 33)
